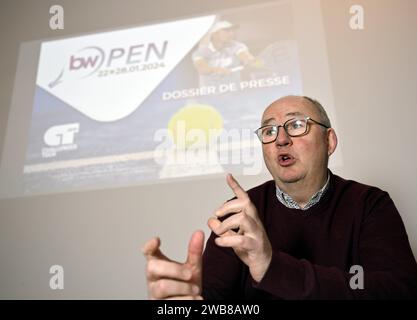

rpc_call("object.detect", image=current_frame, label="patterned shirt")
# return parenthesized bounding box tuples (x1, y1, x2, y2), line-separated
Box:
(275, 173, 330, 210)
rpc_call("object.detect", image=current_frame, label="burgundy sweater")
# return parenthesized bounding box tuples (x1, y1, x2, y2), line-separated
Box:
(202, 172, 417, 299)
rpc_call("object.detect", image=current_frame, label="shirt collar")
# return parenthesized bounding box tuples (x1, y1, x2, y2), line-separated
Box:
(275, 172, 330, 211)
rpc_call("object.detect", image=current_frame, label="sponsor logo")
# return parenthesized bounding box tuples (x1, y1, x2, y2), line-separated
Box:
(49, 42, 168, 88)
(36, 15, 217, 122)
(42, 123, 79, 158)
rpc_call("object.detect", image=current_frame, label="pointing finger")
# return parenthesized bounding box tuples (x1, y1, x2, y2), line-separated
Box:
(226, 173, 248, 199)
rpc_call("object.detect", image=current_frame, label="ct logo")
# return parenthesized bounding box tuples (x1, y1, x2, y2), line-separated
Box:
(44, 123, 80, 147)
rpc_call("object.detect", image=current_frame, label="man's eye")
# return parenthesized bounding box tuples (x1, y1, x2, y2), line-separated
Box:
(290, 120, 304, 129)
(263, 127, 276, 136)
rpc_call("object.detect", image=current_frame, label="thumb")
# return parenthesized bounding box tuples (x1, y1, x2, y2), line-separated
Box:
(186, 230, 205, 268)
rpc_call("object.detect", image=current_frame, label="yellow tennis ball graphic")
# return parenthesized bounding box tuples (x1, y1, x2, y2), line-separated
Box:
(253, 58, 264, 68)
(168, 104, 224, 149)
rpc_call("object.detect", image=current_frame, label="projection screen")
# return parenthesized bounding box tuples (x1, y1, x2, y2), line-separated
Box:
(0, 0, 341, 198)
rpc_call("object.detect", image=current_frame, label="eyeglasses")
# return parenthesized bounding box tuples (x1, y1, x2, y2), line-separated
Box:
(254, 116, 330, 144)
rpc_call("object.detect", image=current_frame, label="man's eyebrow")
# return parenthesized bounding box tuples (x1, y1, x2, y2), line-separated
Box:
(285, 111, 303, 117)
(261, 112, 304, 126)
(261, 117, 275, 126)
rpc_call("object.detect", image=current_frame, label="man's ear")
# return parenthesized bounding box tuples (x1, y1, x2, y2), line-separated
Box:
(327, 128, 338, 156)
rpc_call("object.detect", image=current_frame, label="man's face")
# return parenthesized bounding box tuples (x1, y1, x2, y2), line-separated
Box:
(261, 96, 333, 186)
(212, 28, 235, 44)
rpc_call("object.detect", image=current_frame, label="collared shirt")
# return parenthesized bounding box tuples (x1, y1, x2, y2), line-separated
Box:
(275, 173, 330, 210)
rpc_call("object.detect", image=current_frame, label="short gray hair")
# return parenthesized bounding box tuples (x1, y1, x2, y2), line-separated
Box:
(302, 96, 331, 128)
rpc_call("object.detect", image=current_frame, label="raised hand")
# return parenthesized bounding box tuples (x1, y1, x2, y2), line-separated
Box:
(142, 230, 204, 300)
(208, 174, 272, 282)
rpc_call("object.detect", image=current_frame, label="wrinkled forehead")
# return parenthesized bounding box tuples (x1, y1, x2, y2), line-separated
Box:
(261, 97, 317, 125)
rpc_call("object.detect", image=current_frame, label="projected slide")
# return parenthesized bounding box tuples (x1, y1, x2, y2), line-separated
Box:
(22, 1, 303, 195)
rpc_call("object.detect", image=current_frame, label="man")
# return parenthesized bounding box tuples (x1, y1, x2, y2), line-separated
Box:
(192, 20, 258, 87)
(143, 95, 417, 299)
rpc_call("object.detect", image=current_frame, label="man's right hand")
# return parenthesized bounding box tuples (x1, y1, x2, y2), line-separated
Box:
(142, 230, 205, 300)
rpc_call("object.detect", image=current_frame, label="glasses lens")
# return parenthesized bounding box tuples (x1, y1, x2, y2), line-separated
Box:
(259, 125, 277, 143)
(285, 118, 307, 136)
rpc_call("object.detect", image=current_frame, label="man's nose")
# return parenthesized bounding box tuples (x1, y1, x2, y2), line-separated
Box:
(275, 126, 292, 147)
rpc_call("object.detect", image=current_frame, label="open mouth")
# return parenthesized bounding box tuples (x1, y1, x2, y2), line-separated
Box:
(278, 154, 296, 167)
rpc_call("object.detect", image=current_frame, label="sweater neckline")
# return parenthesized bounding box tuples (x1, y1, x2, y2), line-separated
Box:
(270, 170, 335, 218)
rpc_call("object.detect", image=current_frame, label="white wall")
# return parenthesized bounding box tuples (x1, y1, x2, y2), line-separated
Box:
(0, 0, 416, 299)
